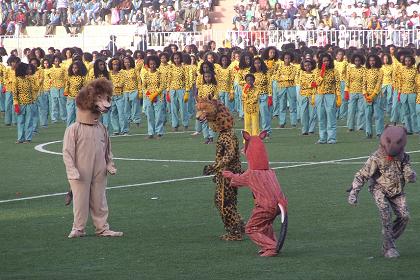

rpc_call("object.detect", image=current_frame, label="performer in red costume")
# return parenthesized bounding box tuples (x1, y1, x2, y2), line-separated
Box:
(222, 130, 288, 257)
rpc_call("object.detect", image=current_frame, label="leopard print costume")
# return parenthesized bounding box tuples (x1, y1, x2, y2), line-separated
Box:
(197, 96, 244, 240)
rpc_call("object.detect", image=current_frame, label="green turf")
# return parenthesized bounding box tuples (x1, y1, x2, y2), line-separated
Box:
(1, 115, 420, 280)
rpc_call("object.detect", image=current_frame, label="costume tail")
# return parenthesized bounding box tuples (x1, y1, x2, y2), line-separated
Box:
(276, 202, 288, 253)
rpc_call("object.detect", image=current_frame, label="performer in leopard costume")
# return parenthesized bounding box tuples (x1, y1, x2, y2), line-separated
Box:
(196, 95, 245, 241)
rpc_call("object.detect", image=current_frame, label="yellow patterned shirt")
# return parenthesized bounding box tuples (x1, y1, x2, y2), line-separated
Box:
(158, 64, 171, 91)
(297, 70, 316, 97)
(197, 83, 218, 99)
(415, 75, 420, 103)
(142, 70, 164, 100)
(242, 86, 259, 114)
(49, 66, 66, 89)
(334, 60, 348, 82)
(237, 67, 251, 87)
(398, 67, 417, 94)
(363, 68, 383, 99)
(229, 60, 241, 83)
(167, 65, 190, 91)
(110, 71, 125, 95)
(264, 59, 278, 77)
(253, 72, 270, 96)
(0, 63, 5, 85)
(122, 68, 141, 92)
(42, 68, 52, 91)
(4, 67, 16, 93)
(65, 75, 86, 98)
(184, 64, 196, 92)
(216, 67, 233, 94)
(274, 64, 297, 88)
(393, 62, 403, 89)
(30, 69, 43, 99)
(315, 68, 341, 95)
(13, 76, 33, 105)
(345, 66, 366, 93)
(381, 64, 394, 86)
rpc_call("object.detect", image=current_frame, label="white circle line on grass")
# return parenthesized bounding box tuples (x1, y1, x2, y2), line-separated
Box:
(3, 149, 420, 204)
(34, 140, 316, 164)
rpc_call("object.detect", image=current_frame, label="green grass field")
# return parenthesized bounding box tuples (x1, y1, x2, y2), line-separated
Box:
(1, 115, 420, 280)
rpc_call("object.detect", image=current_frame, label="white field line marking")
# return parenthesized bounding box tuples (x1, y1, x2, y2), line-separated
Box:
(3, 150, 420, 204)
(34, 140, 315, 164)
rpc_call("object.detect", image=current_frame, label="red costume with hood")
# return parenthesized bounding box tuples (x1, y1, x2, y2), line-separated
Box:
(223, 131, 288, 257)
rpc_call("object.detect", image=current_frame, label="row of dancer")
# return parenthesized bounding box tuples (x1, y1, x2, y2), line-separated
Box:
(3, 44, 420, 144)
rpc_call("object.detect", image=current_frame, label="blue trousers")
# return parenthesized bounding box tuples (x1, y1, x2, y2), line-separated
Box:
(50, 87, 67, 122)
(111, 95, 128, 134)
(365, 95, 384, 137)
(124, 90, 141, 124)
(66, 98, 77, 127)
(258, 94, 272, 134)
(299, 95, 317, 134)
(275, 86, 297, 126)
(4, 92, 17, 125)
(32, 100, 39, 133)
(347, 93, 365, 131)
(337, 81, 347, 120)
(416, 104, 420, 133)
(16, 104, 34, 142)
(382, 85, 393, 116)
(296, 86, 301, 122)
(219, 91, 235, 113)
(101, 110, 111, 132)
(170, 89, 189, 128)
(316, 94, 337, 143)
(188, 88, 196, 119)
(38, 92, 49, 127)
(234, 83, 243, 117)
(400, 93, 417, 134)
(144, 97, 164, 136)
(162, 90, 170, 124)
(0, 85, 5, 112)
(390, 90, 402, 123)
(195, 119, 215, 139)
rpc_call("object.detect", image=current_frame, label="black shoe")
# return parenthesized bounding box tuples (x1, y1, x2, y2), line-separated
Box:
(279, 124, 285, 128)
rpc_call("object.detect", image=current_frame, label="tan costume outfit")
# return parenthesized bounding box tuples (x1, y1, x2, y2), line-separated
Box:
(63, 109, 122, 237)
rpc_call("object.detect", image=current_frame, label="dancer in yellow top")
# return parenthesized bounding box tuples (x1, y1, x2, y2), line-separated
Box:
(250, 57, 272, 137)
(64, 60, 88, 127)
(364, 54, 384, 138)
(13, 63, 34, 143)
(345, 53, 366, 132)
(297, 59, 317, 135)
(49, 55, 67, 123)
(313, 53, 341, 144)
(142, 55, 165, 139)
(242, 74, 260, 136)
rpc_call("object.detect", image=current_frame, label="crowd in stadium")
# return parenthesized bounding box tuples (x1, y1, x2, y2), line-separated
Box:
(0, 0, 418, 37)
(0, 0, 213, 35)
(232, 0, 420, 31)
(1, 41, 420, 145)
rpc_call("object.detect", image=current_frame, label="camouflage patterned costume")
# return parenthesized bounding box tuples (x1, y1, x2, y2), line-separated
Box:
(348, 126, 416, 258)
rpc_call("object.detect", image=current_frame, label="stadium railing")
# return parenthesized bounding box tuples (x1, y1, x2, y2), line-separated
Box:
(2, 28, 419, 52)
